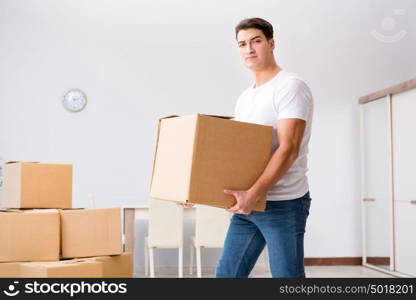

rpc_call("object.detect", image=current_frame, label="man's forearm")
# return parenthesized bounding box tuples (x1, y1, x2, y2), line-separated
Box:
(248, 146, 298, 200)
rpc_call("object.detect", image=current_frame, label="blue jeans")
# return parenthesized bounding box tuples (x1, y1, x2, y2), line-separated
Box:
(215, 191, 311, 278)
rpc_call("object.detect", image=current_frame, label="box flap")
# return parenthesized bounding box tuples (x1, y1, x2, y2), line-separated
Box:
(5, 161, 39, 164)
(158, 115, 179, 121)
(0, 208, 22, 213)
(28, 209, 60, 214)
(198, 114, 233, 120)
(159, 114, 232, 120)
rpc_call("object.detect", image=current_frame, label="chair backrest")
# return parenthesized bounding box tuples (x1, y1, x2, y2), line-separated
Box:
(148, 198, 183, 248)
(195, 205, 231, 248)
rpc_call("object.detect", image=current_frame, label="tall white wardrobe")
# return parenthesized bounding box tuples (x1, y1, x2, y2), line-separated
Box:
(360, 78, 416, 277)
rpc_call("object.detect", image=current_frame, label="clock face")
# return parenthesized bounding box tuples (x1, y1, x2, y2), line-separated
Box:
(63, 89, 87, 112)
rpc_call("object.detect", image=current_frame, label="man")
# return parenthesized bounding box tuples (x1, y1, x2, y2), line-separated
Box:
(215, 18, 313, 278)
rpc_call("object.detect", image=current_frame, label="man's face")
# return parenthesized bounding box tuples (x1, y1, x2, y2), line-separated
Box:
(237, 28, 275, 71)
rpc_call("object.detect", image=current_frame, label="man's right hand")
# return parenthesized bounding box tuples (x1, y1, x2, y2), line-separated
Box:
(176, 202, 195, 208)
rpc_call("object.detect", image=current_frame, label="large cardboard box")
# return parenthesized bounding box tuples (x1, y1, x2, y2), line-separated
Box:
(150, 114, 273, 211)
(0, 209, 60, 262)
(0, 262, 21, 278)
(20, 260, 103, 278)
(72, 253, 133, 278)
(60, 208, 123, 259)
(2, 161, 72, 209)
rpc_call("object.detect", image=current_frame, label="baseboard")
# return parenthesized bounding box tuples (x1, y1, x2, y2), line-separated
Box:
(366, 257, 390, 266)
(305, 257, 363, 266)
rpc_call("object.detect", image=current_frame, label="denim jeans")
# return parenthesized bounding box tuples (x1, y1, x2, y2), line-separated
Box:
(215, 191, 311, 278)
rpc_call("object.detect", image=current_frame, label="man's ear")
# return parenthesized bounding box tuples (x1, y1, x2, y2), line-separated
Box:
(270, 39, 275, 51)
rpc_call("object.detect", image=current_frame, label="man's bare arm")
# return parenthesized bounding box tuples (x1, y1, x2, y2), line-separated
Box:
(249, 118, 306, 198)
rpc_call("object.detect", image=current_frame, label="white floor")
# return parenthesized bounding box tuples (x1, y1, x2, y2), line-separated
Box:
(135, 265, 395, 278)
(305, 266, 394, 278)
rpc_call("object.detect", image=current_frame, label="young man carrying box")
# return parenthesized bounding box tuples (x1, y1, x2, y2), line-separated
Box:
(184, 18, 313, 278)
(217, 17, 313, 278)
(182, 18, 313, 277)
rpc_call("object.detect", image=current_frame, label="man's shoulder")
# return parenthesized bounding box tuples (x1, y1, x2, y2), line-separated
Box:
(277, 71, 311, 93)
(280, 71, 308, 86)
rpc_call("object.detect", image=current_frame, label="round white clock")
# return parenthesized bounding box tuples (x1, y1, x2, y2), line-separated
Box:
(63, 89, 87, 112)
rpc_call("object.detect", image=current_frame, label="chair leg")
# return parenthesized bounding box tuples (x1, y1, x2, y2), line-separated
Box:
(196, 246, 202, 278)
(149, 247, 155, 278)
(264, 247, 269, 273)
(189, 243, 194, 275)
(144, 238, 148, 276)
(178, 247, 183, 278)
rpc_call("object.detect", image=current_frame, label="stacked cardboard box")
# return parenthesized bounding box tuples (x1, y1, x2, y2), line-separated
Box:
(16, 252, 133, 278)
(2, 161, 72, 209)
(0, 209, 60, 262)
(19, 260, 103, 278)
(0, 162, 133, 278)
(60, 207, 122, 259)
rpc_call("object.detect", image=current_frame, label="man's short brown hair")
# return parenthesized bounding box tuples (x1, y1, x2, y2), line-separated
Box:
(235, 18, 274, 40)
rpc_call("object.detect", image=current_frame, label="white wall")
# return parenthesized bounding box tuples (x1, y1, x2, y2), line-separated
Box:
(1, 0, 415, 264)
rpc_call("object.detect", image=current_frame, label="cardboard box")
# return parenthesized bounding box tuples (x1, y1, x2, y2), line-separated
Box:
(150, 114, 273, 211)
(0, 209, 60, 262)
(72, 253, 133, 278)
(60, 208, 123, 258)
(2, 161, 72, 209)
(0, 262, 21, 278)
(19, 260, 103, 278)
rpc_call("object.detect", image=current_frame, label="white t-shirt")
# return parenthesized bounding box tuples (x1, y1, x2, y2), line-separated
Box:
(234, 70, 313, 201)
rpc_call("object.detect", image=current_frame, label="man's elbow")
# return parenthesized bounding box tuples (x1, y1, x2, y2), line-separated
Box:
(288, 149, 299, 164)
(279, 144, 300, 163)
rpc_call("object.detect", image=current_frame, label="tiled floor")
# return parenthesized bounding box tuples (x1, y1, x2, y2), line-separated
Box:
(135, 265, 395, 278)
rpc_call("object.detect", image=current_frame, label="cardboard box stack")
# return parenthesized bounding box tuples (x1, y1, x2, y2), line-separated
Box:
(150, 114, 273, 211)
(0, 162, 133, 278)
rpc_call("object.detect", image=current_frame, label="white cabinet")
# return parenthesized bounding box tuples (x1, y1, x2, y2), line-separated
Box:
(391, 87, 416, 277)
(361, 97, 391, 270)
(391, 88, 416, 201)
(394, 201, 416, 276)
(359, 78, 416, 277)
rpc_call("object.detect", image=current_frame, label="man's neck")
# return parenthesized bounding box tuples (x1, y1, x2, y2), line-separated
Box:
(252, 63, 282, 88)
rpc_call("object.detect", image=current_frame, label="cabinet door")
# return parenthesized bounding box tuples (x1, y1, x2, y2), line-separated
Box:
(361, 97, 391, 269)
(392, 88, 416, 276)
(391, 88, 416, 201)
(394, 201, 416, 276)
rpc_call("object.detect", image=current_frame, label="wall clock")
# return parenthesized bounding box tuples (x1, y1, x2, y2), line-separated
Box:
(63, 89, 87, 112)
